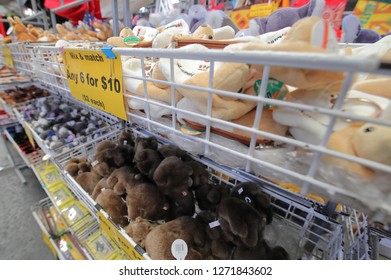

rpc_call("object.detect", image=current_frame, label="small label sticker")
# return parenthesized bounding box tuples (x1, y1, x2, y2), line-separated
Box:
(171, 239, 188, 260)
(209, 220, 221, 228)
(91, 160, 99, 167)
(253, 78, 288, 109)
(123, 36, 141, 46)
(238, 187, 244, 194)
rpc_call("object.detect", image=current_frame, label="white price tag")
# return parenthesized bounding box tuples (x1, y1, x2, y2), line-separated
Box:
(171, 239, 188, 260)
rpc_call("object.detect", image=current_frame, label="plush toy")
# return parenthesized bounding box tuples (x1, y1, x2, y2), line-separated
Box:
(249, 0, 324, 35)
(144, 216, 207, 260)
(217, 197, 268, 247)
(196, 211, 234, 259)
(118, 130, 135, 146)
(106, 166, 142, 196)
(231, 182, 273, 225)
(157, 144, 191, 161)
(188, 5, 239, 34)
(96, 189, 129, 227)
(75, 171, 102, 195)
(65, 157, 91, 177)
(327, 105, 391, 178)
(126, 182, 170, 221)
(125, 217, 158, 248)
(195, 183, 230, 211)
(91, 177, 110, 200)
(341, 14, 389, 44)
(92, 144, 134, 177)
(134, 137, 163, 178)
(7, 16, 38, 42)
(153, 156, 193, 196)
(186, 160, 209, 189)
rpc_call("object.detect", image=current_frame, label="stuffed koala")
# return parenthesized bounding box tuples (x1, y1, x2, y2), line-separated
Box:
(75, 171, 102, 195)
(125, 217, 158, 248)
(186, 160, 209, 189)
(65, 157, 91, 177)
(91, 177, 110, 200)
(217, 197, 268, 248)
(195, 183, 230, 212)
(92, 144, 135, 177)
(106, 166, 143, 196)
(153, 156, 193, 196)
(196, 211, 234, 260)
(126, 182, 170, 221)
(157, 144, 191, 161)
(144, 216, 207, 260)
(96, 189, 129, 228)
(118, 130, 135, 146)
(231, 182, 273, 225)
(134, 136, 162, 178)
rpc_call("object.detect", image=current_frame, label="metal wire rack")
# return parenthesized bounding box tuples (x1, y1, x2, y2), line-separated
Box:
(112, 46, 391, 223)
(29, 44, 391, 222)
(51, 126, 346, 259)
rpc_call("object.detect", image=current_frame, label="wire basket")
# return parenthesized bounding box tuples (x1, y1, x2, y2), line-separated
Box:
(51, 126, 345, 259)
(110, 46, 391, 224)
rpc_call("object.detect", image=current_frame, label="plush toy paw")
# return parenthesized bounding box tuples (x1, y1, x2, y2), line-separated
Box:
(96, 189, 129, 227)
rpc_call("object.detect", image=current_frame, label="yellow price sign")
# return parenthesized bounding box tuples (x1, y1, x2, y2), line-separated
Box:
(97, 210, 144, 260)
(4, 46, 14, 68)
(63, 49, 127, 120)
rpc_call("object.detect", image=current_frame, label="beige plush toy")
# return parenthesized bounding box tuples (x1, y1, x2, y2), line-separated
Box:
(7, 16, 37, 42)
(327, 105, 391, 178)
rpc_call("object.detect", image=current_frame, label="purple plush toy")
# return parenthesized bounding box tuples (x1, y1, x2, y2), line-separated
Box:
(341, 14, 390, 44)
(236, 0, 325, 37)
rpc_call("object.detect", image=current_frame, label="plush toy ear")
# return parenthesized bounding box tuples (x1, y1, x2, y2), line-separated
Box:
(310, 20, 337, 52)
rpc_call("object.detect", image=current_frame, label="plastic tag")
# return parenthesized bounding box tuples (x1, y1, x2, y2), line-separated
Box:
(310, 20, 337, 52)
(253, 78, 288, 108)
(238, 187, 244, 194)
(245, 196, 252, 204)
(91, 160, 99, 167)
(171, 239, 188, 260)
(209, 220, 220, 228)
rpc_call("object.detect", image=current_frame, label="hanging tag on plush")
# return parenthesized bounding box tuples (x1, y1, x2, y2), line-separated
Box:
(310, 19, 338, 52)
(83, 11, 95, 30)
(171, 239, 188, 260)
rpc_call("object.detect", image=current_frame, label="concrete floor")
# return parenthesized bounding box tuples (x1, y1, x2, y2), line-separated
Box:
(0, 133, 56, 260)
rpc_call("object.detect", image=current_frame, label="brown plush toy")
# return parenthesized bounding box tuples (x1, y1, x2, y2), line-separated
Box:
(65, 157, 91, 177)
(126, 182, 170, 221)
(125, 217, 158, 248)
(134, 136, 163, 178)
(106, 166, 143, 196)
(7, 16, 37, 42)
(144, 216, 207, 260)
(91, 177, 110, 200)
(157, 144, 191, 161)
(217, 197, 268, 247)
(92, 144, 135, 177)
(195, 183, 230, 212)
(185, 160, 210, 189)
(75, 171, 102, 195)
(96, 189, 129, 228)
(153, 156, 193, 196)
(196, 211, 234, 260)
(231, 182, 273, 225)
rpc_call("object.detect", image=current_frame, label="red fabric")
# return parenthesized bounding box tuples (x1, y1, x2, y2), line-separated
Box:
(44, 0, 103, 24)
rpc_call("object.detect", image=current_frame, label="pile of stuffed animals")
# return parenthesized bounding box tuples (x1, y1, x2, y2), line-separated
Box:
(119, 12, 391, 183)
(5, 16, 113, 43)
(64, 130, 289, 260)
(22, 95, 108, 151)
